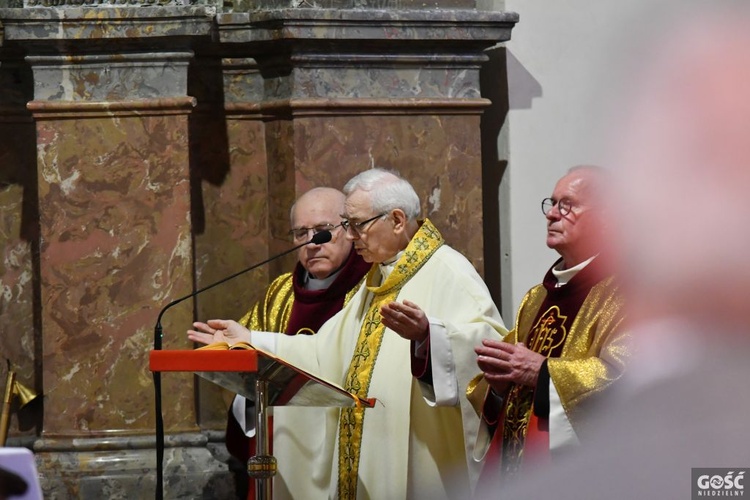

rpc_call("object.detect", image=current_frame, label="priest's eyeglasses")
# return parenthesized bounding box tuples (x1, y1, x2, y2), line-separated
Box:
(289, 223, 337, 242)
(541, 198, 572, 217)
(340, 213, 386, 236)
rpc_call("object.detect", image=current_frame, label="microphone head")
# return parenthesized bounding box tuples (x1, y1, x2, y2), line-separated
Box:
(310, 230, 332, 245)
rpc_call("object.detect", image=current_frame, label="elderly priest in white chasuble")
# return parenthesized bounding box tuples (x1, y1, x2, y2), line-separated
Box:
(189, 168, 506, 499)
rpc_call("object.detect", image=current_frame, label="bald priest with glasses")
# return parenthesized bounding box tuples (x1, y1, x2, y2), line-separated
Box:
(457, 166, 631, 495)
(190, 168, 506, 500)
(223, 186, 371, 498)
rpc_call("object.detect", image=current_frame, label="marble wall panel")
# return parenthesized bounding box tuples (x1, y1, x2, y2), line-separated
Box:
(0, 181, 34, 366)
(0, 153, 39, 439)
(32, 106, 197, 435)
(291, 112, 485, 272)
(190, 55, 270, 325)
(35, 433, 234, 499)
(26, 52, 193, 102)
(192, 113, 272, 428)
(189, 53, 272, 428)
(220, 58, 265, 103)
(268, 60, 486, 100)
(217, 8, 518, 45)
(264, 119, 300, 280)
(0, 7, 214, 41)
(0, 49, 42, 442)
(191, 118, 272, 323)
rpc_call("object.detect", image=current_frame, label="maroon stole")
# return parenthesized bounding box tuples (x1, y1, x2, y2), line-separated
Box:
(483, 256, 608, 480)
(285, 248, 371, 335)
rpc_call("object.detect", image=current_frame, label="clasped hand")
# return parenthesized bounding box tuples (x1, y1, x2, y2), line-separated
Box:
(188, 319, 251, 346)
(475, 339, 546, 395)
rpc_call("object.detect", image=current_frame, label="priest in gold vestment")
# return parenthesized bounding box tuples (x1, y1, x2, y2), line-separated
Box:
(419, 166, 630, 494)
(223, 187, 370, 498)
(473, 166, 630, 491)
(190, 169, 506, 499)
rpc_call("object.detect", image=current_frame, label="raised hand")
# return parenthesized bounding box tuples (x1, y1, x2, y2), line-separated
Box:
(380, 299, 430, 342)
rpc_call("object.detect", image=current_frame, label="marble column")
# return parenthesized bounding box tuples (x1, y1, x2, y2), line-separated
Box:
(0, 6, 235, 498)
(0, 41, 40, 449)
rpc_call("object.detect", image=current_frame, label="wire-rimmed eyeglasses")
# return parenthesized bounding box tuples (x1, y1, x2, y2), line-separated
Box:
(340, 213, 386, 236)
(288, 223, 338, 242)
(541, 198, 572, 217)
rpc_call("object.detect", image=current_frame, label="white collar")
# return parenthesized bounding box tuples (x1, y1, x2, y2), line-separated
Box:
(377, 251, 404, 283)
(551, 254, 597, 287)
(304, 266, 342, 291)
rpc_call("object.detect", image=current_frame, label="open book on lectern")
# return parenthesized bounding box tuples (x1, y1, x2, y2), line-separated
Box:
(150, 342, 375, 409)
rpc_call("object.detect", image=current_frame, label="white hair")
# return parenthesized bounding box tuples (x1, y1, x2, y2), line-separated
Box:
(343, 168, 421, 220)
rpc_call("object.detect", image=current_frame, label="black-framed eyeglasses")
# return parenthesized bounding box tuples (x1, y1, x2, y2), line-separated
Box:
(340, 213, 386, 236)
(541, 198, 572, 217)
(288, 223, 338, 242)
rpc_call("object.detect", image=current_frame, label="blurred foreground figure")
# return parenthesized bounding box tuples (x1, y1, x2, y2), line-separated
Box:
(499, 5, 750, 500)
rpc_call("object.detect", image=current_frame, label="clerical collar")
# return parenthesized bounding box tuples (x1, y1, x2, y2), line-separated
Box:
(552, 255, 597, 287)
(378, 251, 404, 282)
(303, 266, 343, 291)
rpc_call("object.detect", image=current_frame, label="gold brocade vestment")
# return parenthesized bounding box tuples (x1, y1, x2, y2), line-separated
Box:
(239, 272, 295, 333)
(238, 264, 364, 334)
(469, 258, 630, 479)
(501, 304, 569, 473)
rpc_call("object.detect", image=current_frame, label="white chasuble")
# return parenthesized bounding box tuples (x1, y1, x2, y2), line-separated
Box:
(264, 220, 505, 499)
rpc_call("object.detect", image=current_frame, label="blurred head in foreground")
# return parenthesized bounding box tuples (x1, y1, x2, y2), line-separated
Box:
(612, 5, 750, 331)
(494, 6, 750, 500)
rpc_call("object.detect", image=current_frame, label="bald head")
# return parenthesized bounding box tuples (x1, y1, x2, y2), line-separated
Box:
(613, 6, 750, 325)
(290, 187, 346, 227)
(545, 166, 610, 268)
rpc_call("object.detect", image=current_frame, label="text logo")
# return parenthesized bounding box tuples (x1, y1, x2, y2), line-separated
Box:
(693, 468, 747, 499)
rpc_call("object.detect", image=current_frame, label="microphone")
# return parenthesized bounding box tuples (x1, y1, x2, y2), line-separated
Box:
(310, 229, 332, 245)
(153, 229, 332, 350)
(151, 229, 331, 500)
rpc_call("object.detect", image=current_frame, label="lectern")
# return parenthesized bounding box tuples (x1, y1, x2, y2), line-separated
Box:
(149, 348, 375, 499)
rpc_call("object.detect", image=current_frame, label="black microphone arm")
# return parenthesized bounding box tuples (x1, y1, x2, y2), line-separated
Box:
(151, 229, 331, 500)
(153, 229, 332, 350)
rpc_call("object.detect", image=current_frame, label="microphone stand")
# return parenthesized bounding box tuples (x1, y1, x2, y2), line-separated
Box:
(152, 231, 332, 500)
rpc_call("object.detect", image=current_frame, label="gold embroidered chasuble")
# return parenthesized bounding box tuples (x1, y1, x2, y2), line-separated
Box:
(269, 217, 505, 499)
(468, 263, 629, 476)
(338, 219, 444, 498)
(239, 272, 294, 332)
(504, 277, 627, 461)
(238, 266, 365, 334)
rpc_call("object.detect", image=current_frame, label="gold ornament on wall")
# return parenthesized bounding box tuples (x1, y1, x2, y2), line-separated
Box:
(1, 360, 39, 447)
